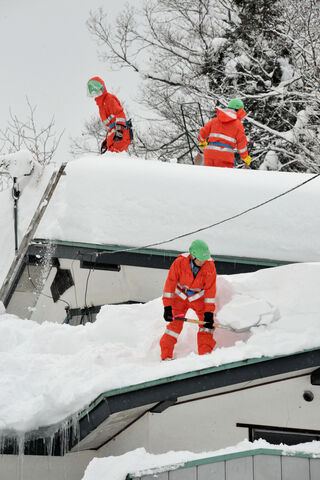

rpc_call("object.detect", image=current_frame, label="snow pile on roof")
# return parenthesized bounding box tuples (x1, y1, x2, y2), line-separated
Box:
(81, 439, 320, 480)
(35, 154, 320, 263)
(0, 262, 319, 433)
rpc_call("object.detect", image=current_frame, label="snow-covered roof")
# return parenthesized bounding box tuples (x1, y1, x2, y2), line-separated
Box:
(125, 445, 320, 480)
(35, 153, 320, 263)
(81, 441, 320, 480)
(1, 261, 320, 437)
(3, 345, 319, 455)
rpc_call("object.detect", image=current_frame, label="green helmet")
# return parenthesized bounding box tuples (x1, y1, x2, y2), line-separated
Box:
(227, 98, 244, 111)
(87, 79, 104, 97)
(189, 239, 211, 261)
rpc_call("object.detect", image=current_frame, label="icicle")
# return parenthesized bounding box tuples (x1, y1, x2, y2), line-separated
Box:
(17, 432, 25, 480)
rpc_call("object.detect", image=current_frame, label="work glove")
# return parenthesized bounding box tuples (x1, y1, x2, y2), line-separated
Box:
(203, 312, 214, 330)
(199, 141, 208, 149)
(114, 125, 124, 142)
(243, 155, 252, 166)
(100, 139, 108, 154)
(163, 306, 173, 322)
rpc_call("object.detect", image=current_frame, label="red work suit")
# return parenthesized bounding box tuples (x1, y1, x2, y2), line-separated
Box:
(160, 253, 217, 359)
(91, 76, 131, 153)
(198, 108, 248, 168)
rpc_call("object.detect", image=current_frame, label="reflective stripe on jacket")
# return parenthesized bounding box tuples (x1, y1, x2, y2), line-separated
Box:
(162, 253, 216, 313)
(198, 108, 248, 166)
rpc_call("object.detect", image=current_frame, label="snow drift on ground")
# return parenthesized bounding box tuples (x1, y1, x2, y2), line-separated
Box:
(81, 439, 320, 480)
(35, 154, 320, 262)
(0, 262, 320, 433)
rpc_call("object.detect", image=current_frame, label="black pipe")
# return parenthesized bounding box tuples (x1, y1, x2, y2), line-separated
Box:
(12, 177, 20, 253)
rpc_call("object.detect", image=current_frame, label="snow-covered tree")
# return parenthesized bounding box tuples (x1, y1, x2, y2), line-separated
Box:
(217, 0, 320, 171)
(81, 0, 320, 171)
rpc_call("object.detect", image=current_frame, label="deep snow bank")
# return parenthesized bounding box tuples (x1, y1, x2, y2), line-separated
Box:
(0, 262, 319, 433)
(35, 153, 320, 262)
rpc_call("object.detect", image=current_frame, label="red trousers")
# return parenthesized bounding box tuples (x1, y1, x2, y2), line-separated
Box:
(160, 300, 216, 359)
(204, 155, 234, 168)
(107, 129, 131, 153)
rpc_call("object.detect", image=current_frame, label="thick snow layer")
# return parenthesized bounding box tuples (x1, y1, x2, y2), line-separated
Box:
(81, 440, 320, 480)
(35, 154, 320, 263)
(0, 262, 320, 433)
(1, 150, 34, 178)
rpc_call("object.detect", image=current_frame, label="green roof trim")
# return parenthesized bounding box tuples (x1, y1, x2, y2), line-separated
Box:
(76, 347, 319, 421)
(126, 448, 320, 478)
(32, 238, 289, 267)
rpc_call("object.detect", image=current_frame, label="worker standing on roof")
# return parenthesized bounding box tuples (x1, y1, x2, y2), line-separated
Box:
(87, 76, 132, 154)
(198, 99, 251, 168)
(160, 239, 217, 361)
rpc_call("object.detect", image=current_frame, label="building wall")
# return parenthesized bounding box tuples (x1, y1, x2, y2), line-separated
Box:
(0, 450, 94, 480)
(97, 374, 320, 457)
(132, 454, 320, 480)
(8, 258, 168, 324)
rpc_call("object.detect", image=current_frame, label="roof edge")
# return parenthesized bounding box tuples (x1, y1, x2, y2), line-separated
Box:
(31, 238, 289, 267)
(78, 347, 320, 420)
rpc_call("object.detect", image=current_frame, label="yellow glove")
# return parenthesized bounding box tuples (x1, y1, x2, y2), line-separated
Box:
(243, 155, 252, 165)
(199, 141, 207, 149)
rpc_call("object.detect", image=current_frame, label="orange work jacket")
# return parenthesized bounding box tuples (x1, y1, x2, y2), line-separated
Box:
(162, 253, 216, 313)
(198, 108, 248, 167)
(90, 76, 127, 141)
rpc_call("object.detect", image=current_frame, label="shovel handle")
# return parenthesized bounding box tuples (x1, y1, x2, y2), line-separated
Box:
(173, 316, 204, 325)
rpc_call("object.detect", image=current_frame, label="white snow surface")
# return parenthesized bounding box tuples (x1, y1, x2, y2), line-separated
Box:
(81, 440, 320, 480)
(1, 150, 34, 178)
(1, 153, 320, 462)
(0, 261, 320, 433)
(35, 154, 320, 263)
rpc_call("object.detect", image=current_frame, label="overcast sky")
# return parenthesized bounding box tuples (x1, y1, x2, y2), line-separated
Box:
(0, 0, 142, 161)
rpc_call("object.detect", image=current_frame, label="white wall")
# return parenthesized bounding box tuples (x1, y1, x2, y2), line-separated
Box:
(0, 450, 95, 480)
(7, 258, 168, 324)
(97, 373, 320, 456)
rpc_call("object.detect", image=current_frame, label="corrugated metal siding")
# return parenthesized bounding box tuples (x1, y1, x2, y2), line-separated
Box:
(131, 454, 320, 480)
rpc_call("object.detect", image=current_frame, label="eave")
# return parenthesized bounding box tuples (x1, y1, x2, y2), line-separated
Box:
(2, 347, 320, 456)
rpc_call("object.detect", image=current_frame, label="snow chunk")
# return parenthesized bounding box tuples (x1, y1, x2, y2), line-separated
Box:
(210, 37, 227, 53)
(2, 150, 34, 178)
(259, 150, 281, 171)
(217, 294, 279, 331)
(278, 57, 294, 83)
(225, 54, 251, 77)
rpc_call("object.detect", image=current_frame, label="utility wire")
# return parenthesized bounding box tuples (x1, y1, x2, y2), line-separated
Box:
(97, 171, 320, 256)
(24, 171, 319, 321)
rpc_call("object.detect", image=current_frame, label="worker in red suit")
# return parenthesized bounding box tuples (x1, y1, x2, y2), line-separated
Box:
(87, 76, 132, 154)
(198, 99, 251, 168)
(160, 239, 217, 360)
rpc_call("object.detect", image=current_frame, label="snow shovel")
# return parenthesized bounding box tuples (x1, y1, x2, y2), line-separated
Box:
(173, 313, 277, 333)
